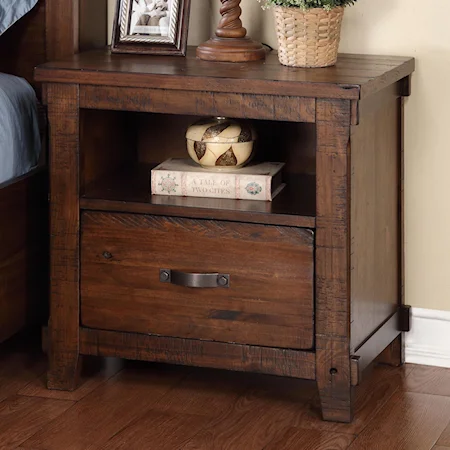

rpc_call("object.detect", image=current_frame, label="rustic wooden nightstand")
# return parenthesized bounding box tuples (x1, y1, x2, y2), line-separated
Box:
(36, 48, 414, 423)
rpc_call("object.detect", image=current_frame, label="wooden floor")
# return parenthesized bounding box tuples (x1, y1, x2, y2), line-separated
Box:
(1, 334, 450, 450)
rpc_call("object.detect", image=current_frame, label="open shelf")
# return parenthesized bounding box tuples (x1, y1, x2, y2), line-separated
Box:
(80, 163, 316, 228)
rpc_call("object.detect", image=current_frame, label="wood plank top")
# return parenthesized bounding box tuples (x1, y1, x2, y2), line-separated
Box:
(35, 47, 415, 100)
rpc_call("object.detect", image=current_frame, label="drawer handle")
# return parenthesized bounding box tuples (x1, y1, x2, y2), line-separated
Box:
(159, 269, 230, 288)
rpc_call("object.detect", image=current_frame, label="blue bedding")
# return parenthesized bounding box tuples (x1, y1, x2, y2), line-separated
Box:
(0, 0, 38, 36)
(0, 73, 41, 184)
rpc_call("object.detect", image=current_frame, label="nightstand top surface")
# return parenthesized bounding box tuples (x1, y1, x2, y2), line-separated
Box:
(35, 47, 414, 100)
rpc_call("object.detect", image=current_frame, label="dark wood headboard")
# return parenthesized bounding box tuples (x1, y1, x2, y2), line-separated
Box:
(0, 0, 47, 91)
(0, 0, 107, 96)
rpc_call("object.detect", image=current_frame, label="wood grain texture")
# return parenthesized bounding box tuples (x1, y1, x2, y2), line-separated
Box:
(375, 333, 404, 367)
(19, 357, 124, 402)
(35, 49, 415, 100)
(79, 86, 316, 123)
(0, 395, 73, 449)
(180, 378, 314, 450)
(46, 0, 108, 60)
(437, 419, 450, 447)
(0, 345, 46, 404)
(101, 410, 210, 450)
(301, 364, 412, 435)
(81, 212, 314, 349)
(315, 99, 352, 423)
(24, 364, 188, 450)
(348, 391, 450, 450)
(79, 328, 316, 380)
(81, 164, 316, 228)
(0, 169, 48, 343)
(350, 94, 401, 351)
(405, 366, 450, 398)
(98, 369, 248, 450)
(46, 0, 79, 60)
(40, 46, 415, 422)
(197, 0, 265, 62)
(263, 427, 355, 450)
(353, 313, 401, 374)
(5, 336, 450, 449)
(47, 83, 81, 391)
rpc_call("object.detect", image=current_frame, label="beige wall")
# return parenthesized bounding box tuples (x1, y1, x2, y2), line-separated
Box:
(108, 0, 450, 312)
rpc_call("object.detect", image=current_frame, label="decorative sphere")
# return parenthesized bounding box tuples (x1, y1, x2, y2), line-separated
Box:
(186, 117, 256, 170)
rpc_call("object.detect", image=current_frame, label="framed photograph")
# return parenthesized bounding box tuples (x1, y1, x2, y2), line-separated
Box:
(112, 0, 191, 56)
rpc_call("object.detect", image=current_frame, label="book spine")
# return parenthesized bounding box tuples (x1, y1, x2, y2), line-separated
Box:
(151, 169, 272, 201)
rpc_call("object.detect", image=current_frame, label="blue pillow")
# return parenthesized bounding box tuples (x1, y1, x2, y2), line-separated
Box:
(0, 0, 38, 36)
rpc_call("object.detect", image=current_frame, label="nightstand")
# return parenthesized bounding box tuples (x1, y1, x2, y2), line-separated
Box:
(36, 48, 414, 422)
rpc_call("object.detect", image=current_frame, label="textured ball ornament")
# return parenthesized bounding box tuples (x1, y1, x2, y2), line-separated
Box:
(186, 117, 256, 170)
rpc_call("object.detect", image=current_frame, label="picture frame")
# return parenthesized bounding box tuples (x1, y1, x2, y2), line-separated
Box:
(112, 0, 191, 56)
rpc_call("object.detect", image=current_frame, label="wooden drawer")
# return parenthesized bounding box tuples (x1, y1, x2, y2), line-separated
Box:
(80, 212, 314, 350)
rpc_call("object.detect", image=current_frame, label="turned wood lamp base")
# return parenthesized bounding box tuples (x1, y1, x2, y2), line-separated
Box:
(197, 37, 266, 63)
(197, 0, 266, 63)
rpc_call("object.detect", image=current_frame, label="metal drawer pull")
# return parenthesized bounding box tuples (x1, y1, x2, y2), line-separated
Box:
(159, 269, 230, 288)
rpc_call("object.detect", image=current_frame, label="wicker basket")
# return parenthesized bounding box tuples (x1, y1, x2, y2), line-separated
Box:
(273, 6, 344, 68)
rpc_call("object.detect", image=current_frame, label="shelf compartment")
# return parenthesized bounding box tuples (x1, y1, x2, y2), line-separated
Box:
(80, 164, 316, 228)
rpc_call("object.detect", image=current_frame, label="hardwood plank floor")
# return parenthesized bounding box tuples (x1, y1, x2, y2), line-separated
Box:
(1, 334, 450, 450)
(437, 419, 450, 447)
(0, 395, 73, 449)
(347, 391, 450, 450)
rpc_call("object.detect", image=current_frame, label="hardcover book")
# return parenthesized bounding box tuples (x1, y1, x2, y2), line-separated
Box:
(151, 159, 285, 201)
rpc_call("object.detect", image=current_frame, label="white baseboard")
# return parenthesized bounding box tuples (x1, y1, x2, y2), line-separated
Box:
(405, 307, 450, 368)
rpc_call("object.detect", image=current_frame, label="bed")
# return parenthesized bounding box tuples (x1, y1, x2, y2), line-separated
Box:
(0, 0, 108, 343)
(0, 0, 48, 342)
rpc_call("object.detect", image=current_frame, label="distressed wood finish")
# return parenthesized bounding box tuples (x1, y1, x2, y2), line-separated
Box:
(79, 86, 316, 123)
(2, 337, 450, 450)
(80, 164, 316, 228)
(47, 84, 81, 391)
(81, 212, 314, 349)
(350, 94, 401, 351)
(79, 328, 316, 380)
(315, 99, 353, 422)
(35, 49, 415, 100)
(39, 50, 414, 422)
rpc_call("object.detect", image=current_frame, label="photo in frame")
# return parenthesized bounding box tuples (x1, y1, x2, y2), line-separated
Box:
(112, 0, 191, 56)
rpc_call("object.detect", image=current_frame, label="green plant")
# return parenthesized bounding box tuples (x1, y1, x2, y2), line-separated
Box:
(257, 0, 357, 10)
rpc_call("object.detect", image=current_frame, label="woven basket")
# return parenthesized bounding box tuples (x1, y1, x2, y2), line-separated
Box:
(273, 6, 344, 68)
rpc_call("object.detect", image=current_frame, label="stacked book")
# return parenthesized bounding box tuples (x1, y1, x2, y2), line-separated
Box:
(150, 159, 285, 202)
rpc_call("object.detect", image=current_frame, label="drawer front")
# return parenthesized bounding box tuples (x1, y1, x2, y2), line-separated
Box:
(81, 212, 314, 350)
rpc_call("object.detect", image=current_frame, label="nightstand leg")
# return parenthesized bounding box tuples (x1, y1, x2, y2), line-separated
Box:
(48, 347, 82, 391)
(316, 99, 353, 423)
(316, 341, 353, 423)
(376, 333, 405, 367)
(317, 388, 353, 423)
(46, 83, 81, 391)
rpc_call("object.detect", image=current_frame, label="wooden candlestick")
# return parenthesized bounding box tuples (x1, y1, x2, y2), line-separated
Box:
(197, 0, 266, 63)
